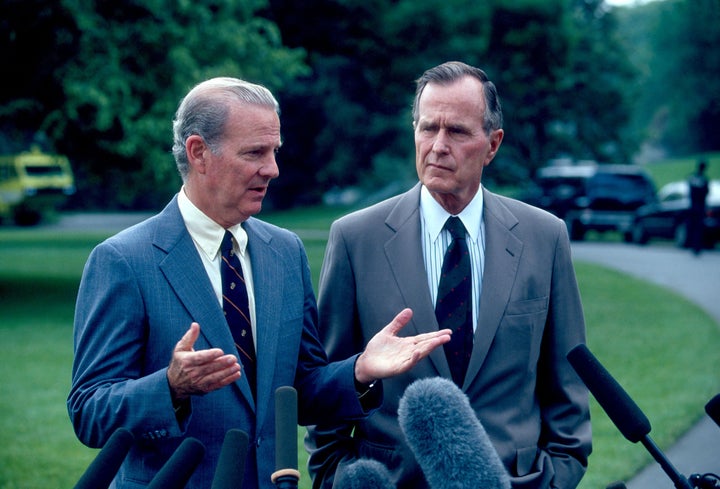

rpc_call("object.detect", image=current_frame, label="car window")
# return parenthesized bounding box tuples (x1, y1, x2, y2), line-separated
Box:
(587, 173, 654, 199)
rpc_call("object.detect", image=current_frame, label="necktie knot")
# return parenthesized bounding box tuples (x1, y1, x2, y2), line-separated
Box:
(221, 230, 234, 255)
(445, 216, 466, 241)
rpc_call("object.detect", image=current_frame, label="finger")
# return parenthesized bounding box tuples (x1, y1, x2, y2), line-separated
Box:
(175, 322, 201, 352)
(413, 329, 453, 344)
(182, 350, 236, 368)
(383, 308, 413, 336)
(202, 363, 242, 393)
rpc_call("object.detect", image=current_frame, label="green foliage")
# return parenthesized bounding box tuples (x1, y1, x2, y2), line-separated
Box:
(268, 0, 637, 203)
(1, 0, 309, 210)
(617, 0, 720, 157)
(1, 0, 715, 211)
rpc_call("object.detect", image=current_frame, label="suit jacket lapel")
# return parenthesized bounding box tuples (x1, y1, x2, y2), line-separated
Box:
(244, 218, 281, 431)
(385, 183, 450, 377)
(154, 197, 256, 411)
(463, 189, 523, 387)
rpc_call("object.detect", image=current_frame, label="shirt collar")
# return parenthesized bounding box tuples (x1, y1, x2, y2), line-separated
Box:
(420, 185, 484, 243)
(177, 187, 248, 260)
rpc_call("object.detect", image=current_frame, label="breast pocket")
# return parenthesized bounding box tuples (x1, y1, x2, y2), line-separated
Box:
(505, 296, 549, 317)
(492, 296, 549, 369)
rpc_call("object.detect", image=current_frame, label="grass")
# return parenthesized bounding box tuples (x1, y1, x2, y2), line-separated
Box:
(643, 152, 720, 188)
(1, 206, 719, 489)
(574, 263, 720, 488)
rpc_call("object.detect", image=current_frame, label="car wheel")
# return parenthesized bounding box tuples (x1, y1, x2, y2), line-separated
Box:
(631, 223, 649, 245)
(674, 222, 689, 248)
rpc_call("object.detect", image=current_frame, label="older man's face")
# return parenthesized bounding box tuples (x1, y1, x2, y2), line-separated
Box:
(414, 76, 503, 215)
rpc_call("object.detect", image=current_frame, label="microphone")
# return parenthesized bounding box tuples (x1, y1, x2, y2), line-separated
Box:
(271, 386, 300, 488)
(566, 343, 650, 443)
(334, 458, 395, 489)
(398, 377, 511, 489)
(567, 344, 692, 489)
(705, 393, 720, 428)
(211, 429, 250, 489)
(146, 437, 206, 489)
(74, 427, 134, 489)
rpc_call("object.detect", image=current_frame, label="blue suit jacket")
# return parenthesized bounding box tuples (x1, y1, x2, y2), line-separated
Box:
(68, 196, 375, 489)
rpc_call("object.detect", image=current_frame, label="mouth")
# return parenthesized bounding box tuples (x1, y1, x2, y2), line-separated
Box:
(426, 161, 453, 172)
(249, 181, 270, 192)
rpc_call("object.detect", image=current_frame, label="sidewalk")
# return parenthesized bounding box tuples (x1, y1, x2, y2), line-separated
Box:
(572, 242, 720, 489)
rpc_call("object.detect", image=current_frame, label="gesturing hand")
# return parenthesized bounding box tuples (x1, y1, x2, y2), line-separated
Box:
(167, 322, 242, 399)
(354, 308, 452, 384)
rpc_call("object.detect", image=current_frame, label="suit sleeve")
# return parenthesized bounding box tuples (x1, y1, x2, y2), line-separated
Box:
(67, 240, 185, 448)
(292, 231, 381, 426)
(538, 220, 592, 489)
(305, 222, 365, 488)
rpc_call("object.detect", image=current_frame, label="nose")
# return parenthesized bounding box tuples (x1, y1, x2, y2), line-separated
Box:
(431, 130, 450, 154)
(261, 155, 280, 179)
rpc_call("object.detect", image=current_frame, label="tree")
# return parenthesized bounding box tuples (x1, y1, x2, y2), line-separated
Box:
(1, 0, 308, 209)
(617, 0, 720, 157)
(268, 0, 637, 204)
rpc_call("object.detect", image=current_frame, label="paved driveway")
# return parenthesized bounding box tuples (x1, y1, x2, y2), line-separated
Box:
(572, 242, 720, 489)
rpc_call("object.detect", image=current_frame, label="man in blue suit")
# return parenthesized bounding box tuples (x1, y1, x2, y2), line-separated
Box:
(67, 77, 450, 489)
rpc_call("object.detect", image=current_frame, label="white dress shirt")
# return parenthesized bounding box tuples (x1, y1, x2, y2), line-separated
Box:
(177, 188, 257, 348)
(420, 185, 485, 331)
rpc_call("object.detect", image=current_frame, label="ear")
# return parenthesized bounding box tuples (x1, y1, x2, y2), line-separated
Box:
(484, 129, 504, 166)
(186, 135, 209, 174)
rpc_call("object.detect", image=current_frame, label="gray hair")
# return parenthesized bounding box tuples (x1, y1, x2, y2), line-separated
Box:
(172, 77, 279, 180)
(412, 61, 503, 134)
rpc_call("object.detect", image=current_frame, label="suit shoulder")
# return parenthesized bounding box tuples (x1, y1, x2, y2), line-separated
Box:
(491, 192, 563, 226)
(332, 192, 406, 229)
(245, 217, 304, 249)
(96, 213, 161, 251)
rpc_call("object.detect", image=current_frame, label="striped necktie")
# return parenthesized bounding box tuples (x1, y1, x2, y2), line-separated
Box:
(435, 217, 473, 387)
(220, 230, 256, 397)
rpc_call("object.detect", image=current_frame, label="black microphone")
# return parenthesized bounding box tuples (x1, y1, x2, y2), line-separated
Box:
(146, 437, 206, 489)
(211, 429, 250, 489)
(566, 343, 650, 443)
(271, 386, 300, 488)
(398, 377, 511, 489)
(705, 393, 720, 429)
(334, 458, 395, 489)
(74, 427, 134, 489)
(567, 344, 692, 489)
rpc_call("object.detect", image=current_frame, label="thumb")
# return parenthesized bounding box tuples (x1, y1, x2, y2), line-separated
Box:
(175, 322, 200, 352)
(384, 308, 413, 336)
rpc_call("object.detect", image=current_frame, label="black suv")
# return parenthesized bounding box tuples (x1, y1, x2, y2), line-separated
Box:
(526, 164, 656, 241)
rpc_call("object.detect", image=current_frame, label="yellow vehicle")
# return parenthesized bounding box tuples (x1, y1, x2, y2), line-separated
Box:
(0, 145, 75, 225)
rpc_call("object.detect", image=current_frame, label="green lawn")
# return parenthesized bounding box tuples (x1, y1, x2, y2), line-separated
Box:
(1, 213, 718, 489)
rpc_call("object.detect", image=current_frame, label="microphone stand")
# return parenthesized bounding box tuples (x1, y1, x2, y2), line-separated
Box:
(639, 435, 692, 489)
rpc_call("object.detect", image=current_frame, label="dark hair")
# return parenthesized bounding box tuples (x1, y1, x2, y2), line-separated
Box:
(412, 61, 503, 134)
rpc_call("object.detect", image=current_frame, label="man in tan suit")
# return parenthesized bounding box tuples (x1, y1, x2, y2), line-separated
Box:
(305, 61, 591, 489)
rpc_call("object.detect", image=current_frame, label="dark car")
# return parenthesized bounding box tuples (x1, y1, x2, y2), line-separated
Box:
(527, 163, 657, 241)
(630, 180, 720, 249)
